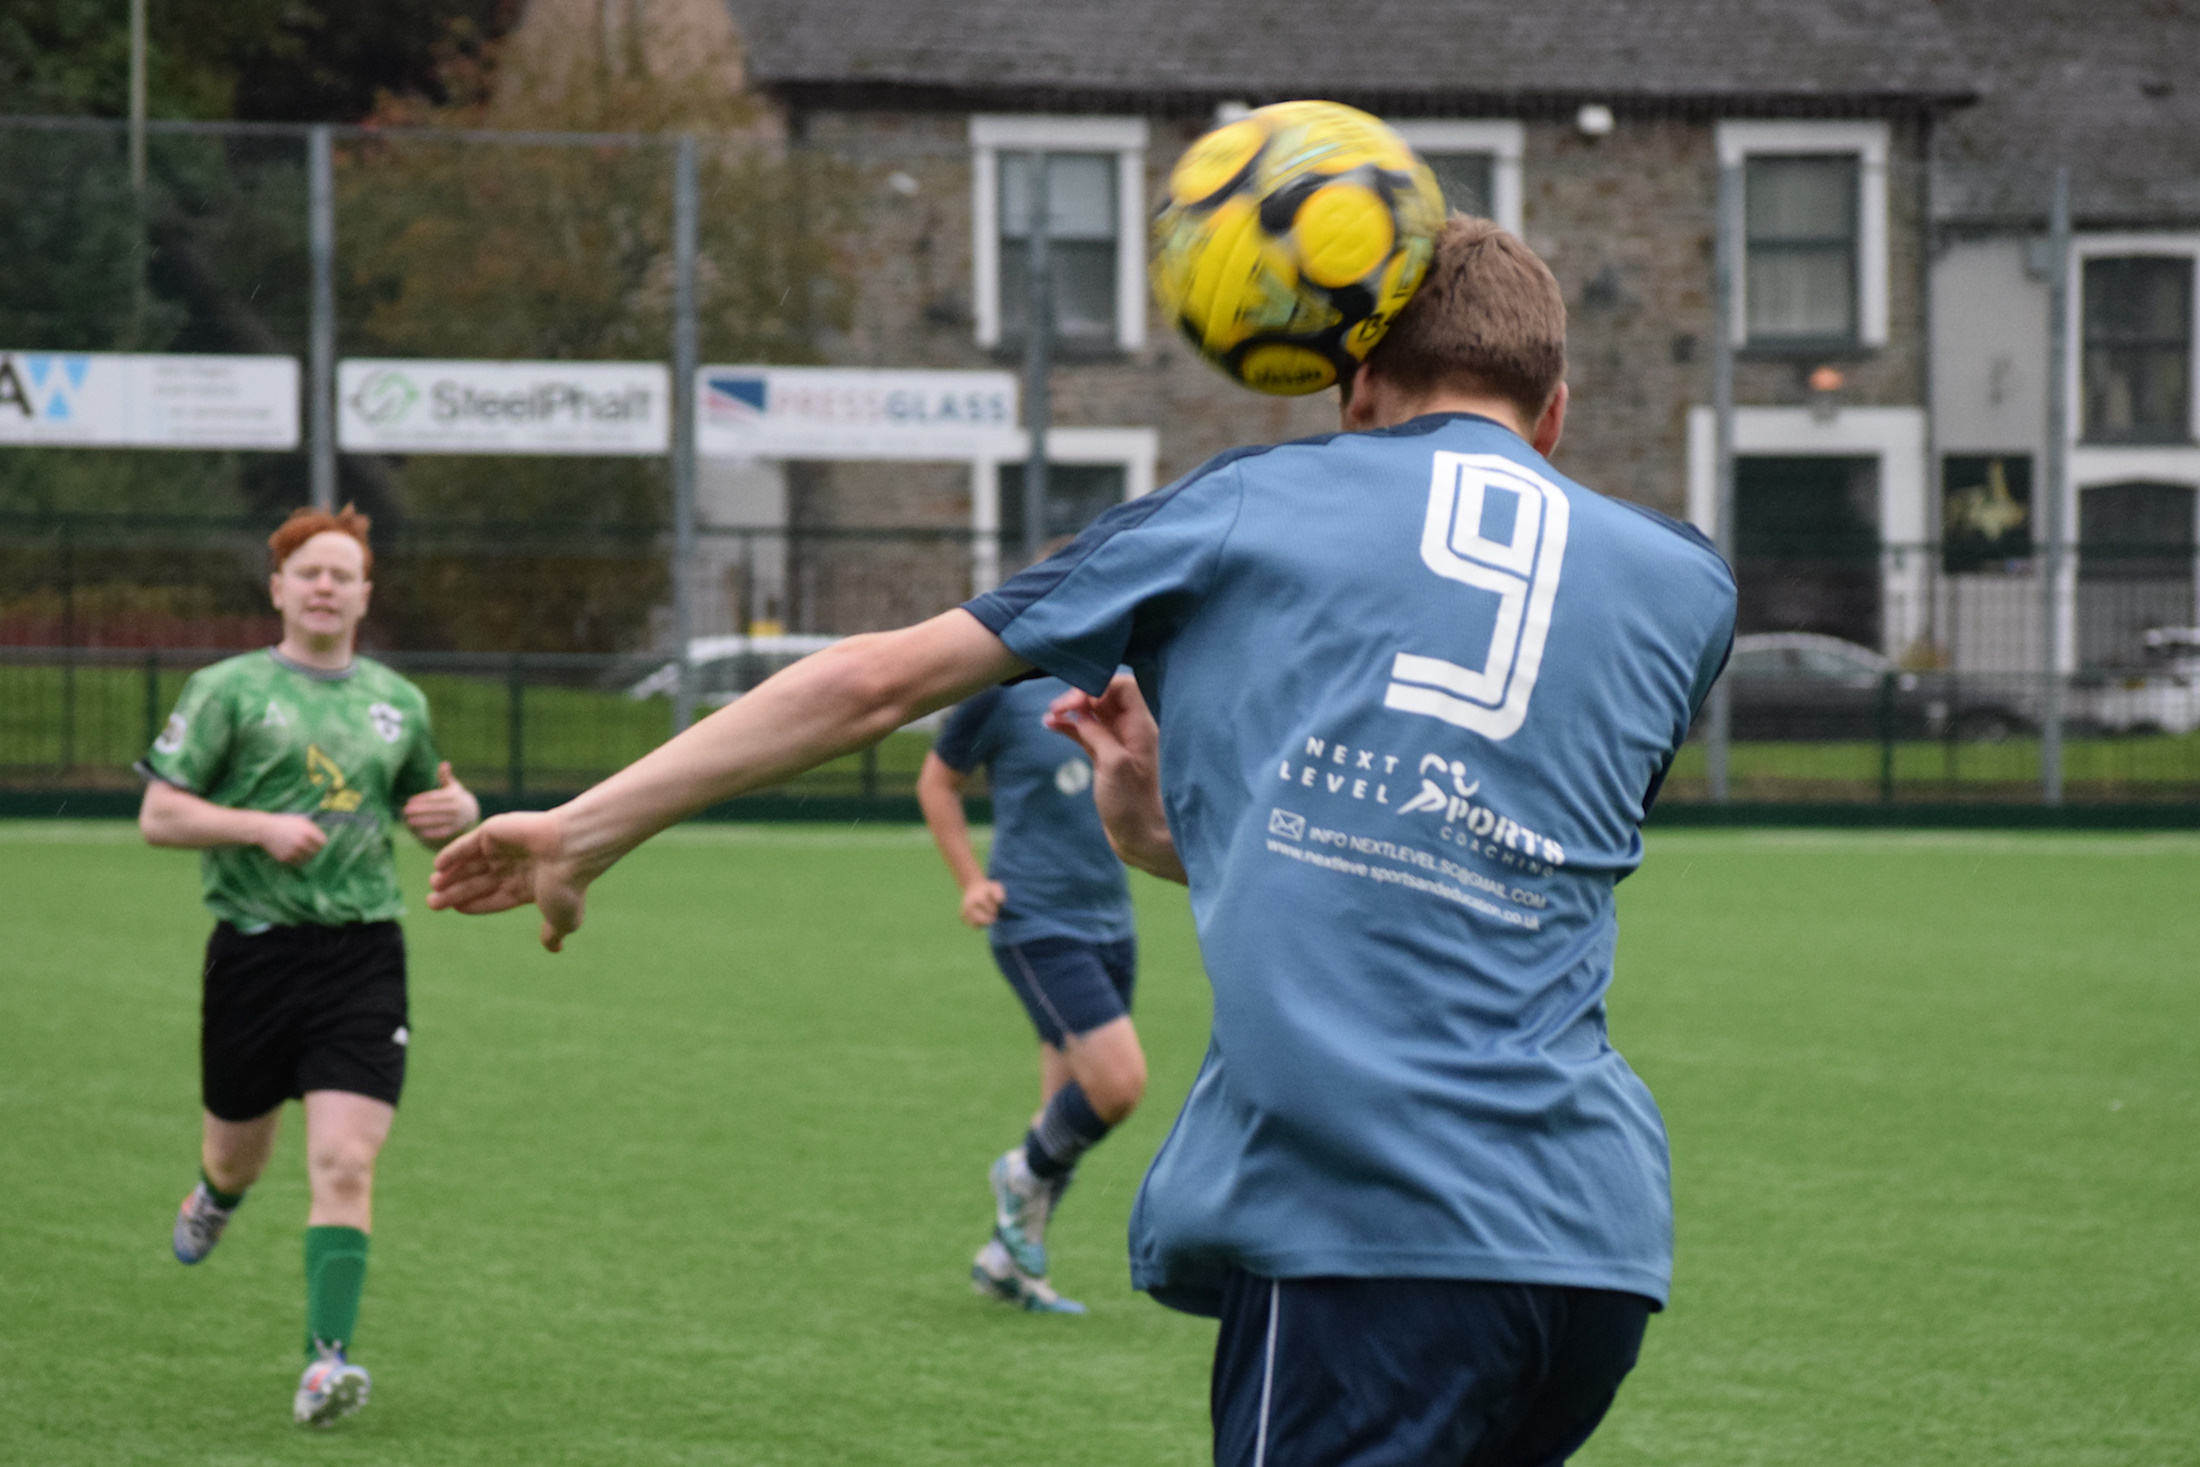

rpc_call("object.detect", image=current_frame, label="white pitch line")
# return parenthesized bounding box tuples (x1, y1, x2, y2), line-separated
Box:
(0, 819, 976, 854)
(3, 820, 2190, 858)
(630, 823, 954, 849)
(0, 821, 148, 844)
(1644, 829, 2200, 857)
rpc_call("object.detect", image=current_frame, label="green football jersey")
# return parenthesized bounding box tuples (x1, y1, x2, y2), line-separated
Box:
(140, 648, 444, 931)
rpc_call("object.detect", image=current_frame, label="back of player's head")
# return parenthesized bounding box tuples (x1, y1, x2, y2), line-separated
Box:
(1364, 215, 1567, 427)
(269, 504, 374, 576)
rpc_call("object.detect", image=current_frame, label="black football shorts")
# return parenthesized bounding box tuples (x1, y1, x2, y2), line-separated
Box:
(200, 920, 409, 1121)
(1210, 1269, 1652, 1467)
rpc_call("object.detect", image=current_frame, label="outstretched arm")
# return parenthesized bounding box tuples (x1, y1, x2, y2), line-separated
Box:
(915, 752, 1006, 928)
(1043, 674, 1186, 886)
(429, 609, 1027, 950)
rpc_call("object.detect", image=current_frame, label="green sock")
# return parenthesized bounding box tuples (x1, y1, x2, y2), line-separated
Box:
(199, 1169, 246, 1210)
(303, 1225, 370, 1358)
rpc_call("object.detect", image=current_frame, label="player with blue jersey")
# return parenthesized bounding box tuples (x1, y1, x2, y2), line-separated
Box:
(918, 673, 1147, 1314)
(431, 216, 1735, 1466)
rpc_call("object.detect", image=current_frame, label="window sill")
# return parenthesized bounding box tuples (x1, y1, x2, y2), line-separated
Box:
(2075, 436, 2200, 449)
(985, 339, 1131, 366)
(1737, 338, 1875, 361)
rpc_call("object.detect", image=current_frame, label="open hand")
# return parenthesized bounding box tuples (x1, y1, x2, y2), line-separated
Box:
(426, 810, 594, 952)
(960, 878, 1007, 928)
(1044, 674, 1185, 883)
(257, 813, 328, 866)
(402, 762, 481, 845)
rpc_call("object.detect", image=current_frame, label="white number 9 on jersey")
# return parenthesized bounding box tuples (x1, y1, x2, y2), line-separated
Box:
(1384, 451, 1571, 741)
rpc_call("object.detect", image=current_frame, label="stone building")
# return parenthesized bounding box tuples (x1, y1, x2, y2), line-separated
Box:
(706, 0, 1981, 648)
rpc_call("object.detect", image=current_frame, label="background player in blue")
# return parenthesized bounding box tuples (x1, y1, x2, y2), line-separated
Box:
(918, 673, 1147, 1314)
(432, 215, 1736, 1466)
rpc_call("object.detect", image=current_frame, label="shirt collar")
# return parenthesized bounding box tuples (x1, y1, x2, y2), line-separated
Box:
(266, 646, 358, 682)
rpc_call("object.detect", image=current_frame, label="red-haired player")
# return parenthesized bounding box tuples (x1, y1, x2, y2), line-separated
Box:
(138, 506, 479, 1426)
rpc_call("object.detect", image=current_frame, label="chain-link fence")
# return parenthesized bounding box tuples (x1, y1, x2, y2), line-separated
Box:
(4, 112, 2197, 815)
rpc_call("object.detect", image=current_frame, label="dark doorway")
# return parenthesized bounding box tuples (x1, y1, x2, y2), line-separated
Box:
(1735, 455, 1882, 648)
(2078, 480, 2196, 669)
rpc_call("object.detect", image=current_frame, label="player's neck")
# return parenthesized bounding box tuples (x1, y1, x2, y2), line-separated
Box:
(1341, 371, 1567, 458)
(1341, 380, 1531, 440)
(1392, 391, 1533, 438)
(275, 628, 357, 672)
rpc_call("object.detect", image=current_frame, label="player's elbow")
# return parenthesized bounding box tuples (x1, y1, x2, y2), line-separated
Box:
(915, 752, 962, 801)
(810, 633, 930, 742)
(138, 784, 181, 845)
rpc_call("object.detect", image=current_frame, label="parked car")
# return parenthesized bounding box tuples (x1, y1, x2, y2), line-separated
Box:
(625, 634, 954, 731)
(2073, 627, 2200, 735)
(1712, 632, 2031, 742)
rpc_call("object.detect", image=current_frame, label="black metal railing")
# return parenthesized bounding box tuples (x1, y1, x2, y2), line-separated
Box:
(0, 645, 931, 815)
(7, 646, 2200, 817)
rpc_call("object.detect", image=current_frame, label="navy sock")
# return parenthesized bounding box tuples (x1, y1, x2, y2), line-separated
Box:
(1023, 1082, 1111, 1181)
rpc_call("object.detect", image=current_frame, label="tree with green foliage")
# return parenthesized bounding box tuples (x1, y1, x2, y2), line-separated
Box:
(2, 0, 855, 655)
(0, 0, 519, 122)
(322, 6, 855, 652)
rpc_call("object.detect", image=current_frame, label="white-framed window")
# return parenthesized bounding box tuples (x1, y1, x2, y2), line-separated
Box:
(1716, 121, 1889, 349)
(1388, 121, 1524, 237)
(971, 425, 1158, 589)
(2072, 238, 2198, 446)
(970, 116, 1148, 354)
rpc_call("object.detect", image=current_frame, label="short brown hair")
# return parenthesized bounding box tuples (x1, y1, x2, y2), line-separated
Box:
(1364, 215, 1567, 425)
(269, 504, 373, 576)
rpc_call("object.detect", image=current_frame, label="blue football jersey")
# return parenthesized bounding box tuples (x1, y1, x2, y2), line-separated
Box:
(964, 412, 1735, 1315)
(932, 676, 1135, 947)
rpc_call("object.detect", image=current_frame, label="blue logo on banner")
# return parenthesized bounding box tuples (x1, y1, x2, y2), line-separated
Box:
(705, 374, 768, 419)
(14, 355, 92, 419)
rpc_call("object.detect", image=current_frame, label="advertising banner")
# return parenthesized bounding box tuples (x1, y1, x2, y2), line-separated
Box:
(697, 366, 1019, 460)
(339, 359, 670, 455)
(0, 351, 299, 449)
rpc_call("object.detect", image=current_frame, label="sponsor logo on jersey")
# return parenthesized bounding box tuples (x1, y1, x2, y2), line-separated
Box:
(1396, 753, 1564, 866)
(1268, 807, 1306, 840)
(1053, 757, 1093, 796)
(262, 701, 289, 728)
(306, 744, 364, 812)
(367, 702, 405, 743)
(154, 712, 188, 754)
(1275, 735, 1400, 806)
(1275, 734, 1562, 874)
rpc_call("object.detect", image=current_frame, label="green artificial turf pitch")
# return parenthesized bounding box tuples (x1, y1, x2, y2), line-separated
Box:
(1, 824, 2195, 1465)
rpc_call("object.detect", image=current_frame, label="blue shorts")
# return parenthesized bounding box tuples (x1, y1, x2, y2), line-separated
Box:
(989, 935, 1137, 1047)
(1211, 1268, 1651, 1467)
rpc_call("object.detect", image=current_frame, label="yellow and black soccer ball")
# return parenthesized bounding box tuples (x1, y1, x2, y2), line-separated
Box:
(1152, 101, 1446, 396)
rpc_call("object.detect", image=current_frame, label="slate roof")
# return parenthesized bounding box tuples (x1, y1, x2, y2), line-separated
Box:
(723, 0, 1977, 114)
(1933, 0, 2200, 226)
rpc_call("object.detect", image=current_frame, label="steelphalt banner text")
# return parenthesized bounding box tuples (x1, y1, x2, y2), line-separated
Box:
(337, 359, 670, 455)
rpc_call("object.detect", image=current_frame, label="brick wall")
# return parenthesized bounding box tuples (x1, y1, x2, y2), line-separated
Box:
(782, 106, 1930, 556)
